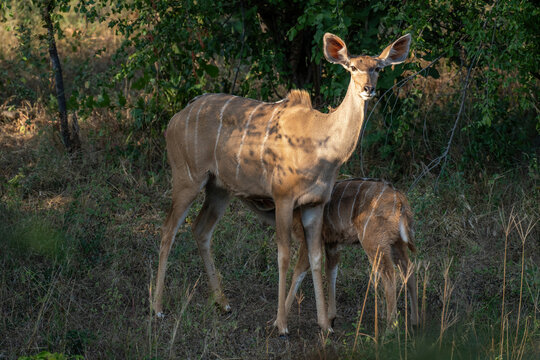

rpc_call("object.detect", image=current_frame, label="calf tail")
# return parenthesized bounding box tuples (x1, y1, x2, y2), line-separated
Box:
(398, 197, 416, 253)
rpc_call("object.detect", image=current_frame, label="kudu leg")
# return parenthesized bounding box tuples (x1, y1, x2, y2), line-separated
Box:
(154, 180, 202, 316)
(325, 243, 341, 326)
(192, 180, 231, 312)
(395, 244, 419, 326)
(273, 198, 294, 335)
(379, 253, 398, 328)
(302, 205, 332, 332)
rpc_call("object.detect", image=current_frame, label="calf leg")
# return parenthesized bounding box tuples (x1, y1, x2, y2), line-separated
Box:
(325, 243, 340, 326)
(395, 243, 419, 326)
(285, 240, 310, 315)
(379, 253, 398, 328)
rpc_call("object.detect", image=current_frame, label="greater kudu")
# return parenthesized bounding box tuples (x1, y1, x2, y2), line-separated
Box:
(154, 33, 412, 335)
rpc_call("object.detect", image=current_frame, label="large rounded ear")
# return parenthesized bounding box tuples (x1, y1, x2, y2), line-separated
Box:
(378, 33, 411, 66)
(323, 33, 350, 68)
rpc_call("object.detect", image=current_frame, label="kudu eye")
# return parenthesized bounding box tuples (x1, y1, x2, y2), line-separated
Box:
(374, 67, 382, 73)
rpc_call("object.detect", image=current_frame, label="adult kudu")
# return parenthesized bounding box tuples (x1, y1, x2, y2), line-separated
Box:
(153, 32, 412, 335)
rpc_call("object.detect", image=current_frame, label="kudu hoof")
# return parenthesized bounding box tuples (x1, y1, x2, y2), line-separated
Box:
(273, 319, 289, 337)
(214, 301, 232, 314)
(155, 311, 166, 319)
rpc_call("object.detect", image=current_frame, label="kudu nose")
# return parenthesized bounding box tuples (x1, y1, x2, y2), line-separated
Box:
(364, 85, 375, 94)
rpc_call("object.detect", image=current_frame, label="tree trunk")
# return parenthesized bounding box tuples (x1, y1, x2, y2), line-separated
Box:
(43, 1, 79, 151)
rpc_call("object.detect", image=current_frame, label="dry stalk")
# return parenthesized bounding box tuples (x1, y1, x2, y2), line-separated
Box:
(168, 276, 200, 359)
(60, 280, 76, 355)
(148, 263, 154, 358)
(499, 207, 515, 358)
(421, 261, 430, 329)
(296, 289, 305, 316)
(397, 263, 416, 360)
(318, 328, 331, 355)
(374, 267, 379, 345)
(26, 267, 61, 352)
(438, 257, 457, 349)
(353, 247, 382, 351)
(516, 317, 530, 360)
(512, 215, 537, 359)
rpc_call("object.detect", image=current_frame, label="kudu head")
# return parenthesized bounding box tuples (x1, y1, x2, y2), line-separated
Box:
(323, 33, 411, 100)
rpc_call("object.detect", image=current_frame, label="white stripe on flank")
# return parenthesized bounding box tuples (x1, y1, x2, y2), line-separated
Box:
(194, 97, 209, 173)
(337, 181, 352, 229)
(260, 105, 281, 181)
(214, 97, 235, 177)
(361, 184, 387, 243)
(357, 182, 372, 214)
(182, 103, 196, 182)
(349, 182, 363, 227)
(236, 102, 264, 180)
(185, 163, 193, 182)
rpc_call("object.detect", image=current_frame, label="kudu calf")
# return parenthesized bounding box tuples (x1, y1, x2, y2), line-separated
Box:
(154, 33, 412, 335)
(284, 179, 419, 328)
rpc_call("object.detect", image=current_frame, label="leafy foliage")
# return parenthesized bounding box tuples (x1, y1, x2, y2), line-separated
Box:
(1, 0, 538, 173)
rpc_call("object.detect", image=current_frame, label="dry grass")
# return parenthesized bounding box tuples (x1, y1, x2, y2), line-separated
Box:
(2, 109, 538, 359)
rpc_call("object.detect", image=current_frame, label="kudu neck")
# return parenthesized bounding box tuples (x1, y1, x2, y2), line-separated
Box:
(326, 78, 368, 164)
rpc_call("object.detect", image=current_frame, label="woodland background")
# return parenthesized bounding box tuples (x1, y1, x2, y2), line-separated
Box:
(0, 0, 538, 359)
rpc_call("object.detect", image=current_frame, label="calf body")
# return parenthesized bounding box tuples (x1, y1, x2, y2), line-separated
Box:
(285, 179, 419, 327)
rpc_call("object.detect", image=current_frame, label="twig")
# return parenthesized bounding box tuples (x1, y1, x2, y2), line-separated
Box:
(358, 54, 445, 176)
(499, 207, 515, 358)
(353, 248, 382, 351)
(168, 276, 200, 359)
(408, 50, 479, 192)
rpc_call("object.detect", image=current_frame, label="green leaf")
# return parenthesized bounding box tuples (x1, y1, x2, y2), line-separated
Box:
(426, 67, 440, 79)
(132, 72, 150, 90)
(96, 91, 110, 107)
(117, 93, 127, 107)
(67, 93, 79, 111)
(202, 63, 219, 78)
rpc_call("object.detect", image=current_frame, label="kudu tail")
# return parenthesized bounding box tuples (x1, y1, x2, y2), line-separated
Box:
(398, 195, 416, 253)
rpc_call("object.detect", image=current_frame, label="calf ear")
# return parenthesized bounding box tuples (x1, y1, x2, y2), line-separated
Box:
(378, 33, 411, 66)
(323, 33, 350, 68)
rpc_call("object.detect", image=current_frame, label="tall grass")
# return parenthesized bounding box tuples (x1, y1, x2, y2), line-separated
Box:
(1, 105, 538, 358)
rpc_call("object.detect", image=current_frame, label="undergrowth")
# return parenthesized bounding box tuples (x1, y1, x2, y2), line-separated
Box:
(1, 104, 538, 359)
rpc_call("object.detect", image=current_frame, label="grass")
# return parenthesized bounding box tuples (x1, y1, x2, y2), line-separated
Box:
(1, 101, 538, 359)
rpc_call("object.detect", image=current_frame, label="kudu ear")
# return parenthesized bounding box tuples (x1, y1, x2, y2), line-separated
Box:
(323, 33, 350, 68)
(378, 33, 411, 66)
